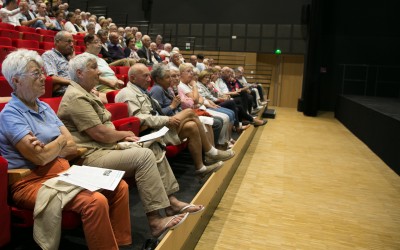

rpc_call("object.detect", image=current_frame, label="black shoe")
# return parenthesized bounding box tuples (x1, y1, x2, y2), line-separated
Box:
(141, 238, 159, 250)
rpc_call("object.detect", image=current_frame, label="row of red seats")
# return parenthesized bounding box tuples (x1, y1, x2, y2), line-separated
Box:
(0, 23, 85, 40)
(0, 66, 130, 98)
(0, 98, 140, 247)
(0, 22, 56, 35)
(0, 28, 85, 46)
(0, 75, 53, 97)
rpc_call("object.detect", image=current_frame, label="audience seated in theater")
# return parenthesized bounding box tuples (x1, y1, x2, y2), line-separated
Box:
(63, 12, 83, 35)
(99, 17, 110, 31)
(124, 36, 141, 60)
(51, 10, 64, 31)
(57, 53, 199, 238)
(36, 2, 57, 30)
(85, 22, 95, 35)
(155, 34, 164, 50)
(97, 30, 134, 66)
(19, 0, 47, 29)
(168, 51, 181, 70)
(215, 67, 267, 126)
(108, 32, 136, 66)
(83, 34, 124, 103)
(42, 31, 74, 97)
(196, 54, 206, 71)
(228, 68, 261, 114)
(150, 42, 163, 64)
(197, 69, 250, 133)
(236, 66, 268, 106)
(117, 26, 127, 48)
(0, 49, 132, 249)
(137, 35, 161, 66)
(196, 70, 238, 147)
(159, 42, 172, 62)
(74, 14, 86, 33)
(80, 11, 89, 28)
(124, 26, 134, 40)
(135, 31, 143, 49)
(115, 63, 234, 177)
(178, 64, 233, 149)
(0, 0, 26, 26)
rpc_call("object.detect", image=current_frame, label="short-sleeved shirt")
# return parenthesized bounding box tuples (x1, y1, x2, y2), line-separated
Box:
(0, 7, 22, 26)
(149, 84, 179, 116)
(0, 94, 64, 169)
(58, 81, 116, 156)
(215, 78, 230, 94)
(196, 81, 218, 102)
(81, 52, 118, 92)
(42, 48, 71, 96)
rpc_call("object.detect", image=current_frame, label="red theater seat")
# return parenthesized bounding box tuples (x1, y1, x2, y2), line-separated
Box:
(105, 102, 129, 121)
(0, 37, 12, 46)
(14, 25, 36, 33)
(0, 29, 19, 39)
(40, 41, 54, 50)
(36, 29, 56, 36)
(21, 32, 41, 42)
(0, 22, 15, 31)
(0, 45, 16, 65)
(0, 156, 10, 248)
(12, 39, 39, 49)
(41, 34, 55, 43)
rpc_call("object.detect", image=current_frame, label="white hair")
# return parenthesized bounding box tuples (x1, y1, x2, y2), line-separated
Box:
(1, 49, 43, 90)
(68, 53, 98, 83)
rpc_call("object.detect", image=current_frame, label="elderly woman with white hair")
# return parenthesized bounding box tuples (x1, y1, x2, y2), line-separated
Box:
(0, 49, 132, 249)
(58, 53, 194, 239)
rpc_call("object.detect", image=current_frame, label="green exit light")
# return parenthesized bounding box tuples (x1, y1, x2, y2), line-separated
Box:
(275, 49, 282, 54)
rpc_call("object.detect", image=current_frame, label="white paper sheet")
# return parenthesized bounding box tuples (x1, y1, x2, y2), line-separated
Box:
(57, 165, 125, 191)
(138, 126, 169, 142)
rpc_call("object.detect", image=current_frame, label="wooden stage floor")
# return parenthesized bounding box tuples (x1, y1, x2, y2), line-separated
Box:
(195, 107, 400, 250)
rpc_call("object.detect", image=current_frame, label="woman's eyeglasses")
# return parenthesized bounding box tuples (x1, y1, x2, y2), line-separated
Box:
(19, 70, 46, 80)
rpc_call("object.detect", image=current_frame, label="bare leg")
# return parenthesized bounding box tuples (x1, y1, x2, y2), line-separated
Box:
(165, 195, 204, 216)
(178, 120, 204, 170)
(147, 211, 187, 237)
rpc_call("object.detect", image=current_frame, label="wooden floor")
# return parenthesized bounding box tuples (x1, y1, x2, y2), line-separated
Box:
(195, 107, 400, 250)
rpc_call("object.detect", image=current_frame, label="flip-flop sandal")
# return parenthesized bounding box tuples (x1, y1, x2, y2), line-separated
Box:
(179, 204, 205, 215)
(157, 212, 189, 241)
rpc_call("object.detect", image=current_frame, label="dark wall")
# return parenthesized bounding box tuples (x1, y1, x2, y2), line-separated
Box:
(302, 0, 400, 115)
(69, 0, 310, 53)
(151, 0, 307, 24)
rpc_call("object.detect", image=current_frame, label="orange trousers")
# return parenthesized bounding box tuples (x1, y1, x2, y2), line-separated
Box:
(11, 158, 132, 250)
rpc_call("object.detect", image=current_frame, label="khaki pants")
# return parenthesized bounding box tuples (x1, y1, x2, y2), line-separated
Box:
(83, 146, 179, 213)
(11, 158, 131, 250)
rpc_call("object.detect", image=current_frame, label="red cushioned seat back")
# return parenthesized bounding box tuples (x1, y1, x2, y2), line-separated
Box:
(106, 89, 120, 103)
(104, 102, 128, 121)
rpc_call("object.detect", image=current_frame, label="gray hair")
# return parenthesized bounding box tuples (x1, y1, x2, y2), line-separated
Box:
(170, 51, 180, 59)
(1, 49, 43, 90)
(54, 31, 70, 43)
(128, 63, 146, 78)
(179, 63, 194, 73)
(68, 53, 98, 83)
(86, 22, 95, 30)
(151, 63, 169, 81)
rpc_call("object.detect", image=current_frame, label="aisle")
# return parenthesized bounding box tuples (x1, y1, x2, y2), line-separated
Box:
(195, 107, 400, 249)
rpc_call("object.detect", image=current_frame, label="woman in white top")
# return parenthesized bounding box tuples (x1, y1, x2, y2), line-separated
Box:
(63, 12, 78, 34)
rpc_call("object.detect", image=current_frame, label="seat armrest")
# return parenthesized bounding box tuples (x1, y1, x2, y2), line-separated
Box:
(8, 169, 32, 185)
(7, 147, 87, 185)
